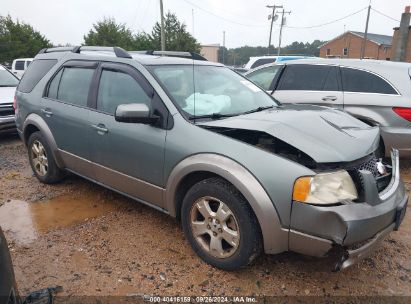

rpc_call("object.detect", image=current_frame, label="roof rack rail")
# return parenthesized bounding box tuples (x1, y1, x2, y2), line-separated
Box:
(130, 50, 207, 61)
(37, 46, 132, 59)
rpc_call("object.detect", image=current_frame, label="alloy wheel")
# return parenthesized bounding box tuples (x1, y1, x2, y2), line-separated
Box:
(31, 140, 48, 176)
(189, 196, 240, 258)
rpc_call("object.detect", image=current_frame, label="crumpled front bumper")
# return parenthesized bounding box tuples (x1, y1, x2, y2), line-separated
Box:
(288, 149, 409, 270)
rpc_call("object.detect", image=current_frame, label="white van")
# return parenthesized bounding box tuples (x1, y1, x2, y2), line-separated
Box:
(11, 58, 33, 78)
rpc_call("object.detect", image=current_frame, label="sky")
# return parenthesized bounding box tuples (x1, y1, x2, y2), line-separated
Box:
(2, 0, 411, 48)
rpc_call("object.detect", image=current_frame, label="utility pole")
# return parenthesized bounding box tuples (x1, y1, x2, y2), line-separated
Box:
(222, 31, 226, 65)
(160, 0, 165, 51)
(277, 9, 291, 56)
(360, 2, 371, 59)
(267, 4, 283, 54)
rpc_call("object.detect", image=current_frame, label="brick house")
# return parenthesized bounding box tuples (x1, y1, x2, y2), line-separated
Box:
(319, 31, 392, 60)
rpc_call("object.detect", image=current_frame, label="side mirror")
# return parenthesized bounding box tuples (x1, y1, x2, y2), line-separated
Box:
(115, 103, 158, 124)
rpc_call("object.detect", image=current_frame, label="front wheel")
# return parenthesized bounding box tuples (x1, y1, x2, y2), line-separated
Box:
(181, 177, 262, 270)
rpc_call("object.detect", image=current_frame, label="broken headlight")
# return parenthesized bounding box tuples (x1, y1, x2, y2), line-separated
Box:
(293, 170, 358, 205)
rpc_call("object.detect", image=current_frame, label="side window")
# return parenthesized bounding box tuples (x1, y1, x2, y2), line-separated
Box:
(15, 61, 25, 70)
(97, 69, 151, 115)
(323, 66, 340, 91)
(17, 59, 58, 93)
(55, 67, 95, 106)
(247, 65, 282, 91)
(278, 65, 333, 91)
(341, 67, 397, 94)
(26, 61, 32, 68)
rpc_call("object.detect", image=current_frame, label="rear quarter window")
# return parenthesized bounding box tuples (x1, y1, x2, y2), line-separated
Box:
(17, 59, 58, 93)
(341, 67, 397, 94)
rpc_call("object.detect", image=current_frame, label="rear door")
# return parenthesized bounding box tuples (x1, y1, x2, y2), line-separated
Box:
(88, 62, 168, 208)
(273, 64, 343, 108)
(42, 60, 97, 178)
(340, 66, 400, 123)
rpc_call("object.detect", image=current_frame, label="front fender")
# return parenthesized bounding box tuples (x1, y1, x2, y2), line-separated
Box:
(165, 153, 288, 254)
(22, 113, 64, 168)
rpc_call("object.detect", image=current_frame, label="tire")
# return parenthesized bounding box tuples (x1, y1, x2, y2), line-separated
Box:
(181, 177, 262, 270)
(27, 131, 64, 184)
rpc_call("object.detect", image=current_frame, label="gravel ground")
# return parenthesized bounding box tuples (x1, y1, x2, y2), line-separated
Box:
(0, 133, 410, 298)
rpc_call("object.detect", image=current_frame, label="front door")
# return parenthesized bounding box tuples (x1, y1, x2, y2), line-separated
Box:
(89, 63, 168, 208)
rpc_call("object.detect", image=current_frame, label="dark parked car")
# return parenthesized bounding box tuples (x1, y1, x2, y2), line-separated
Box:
(0, 227, 20, 304)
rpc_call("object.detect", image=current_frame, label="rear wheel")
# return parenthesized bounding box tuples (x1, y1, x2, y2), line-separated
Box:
(181, 177, 262, 270)
(28, 131, 64, 184)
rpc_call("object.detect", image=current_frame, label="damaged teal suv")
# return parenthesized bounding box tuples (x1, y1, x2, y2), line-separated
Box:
(15, 47, 408, 271)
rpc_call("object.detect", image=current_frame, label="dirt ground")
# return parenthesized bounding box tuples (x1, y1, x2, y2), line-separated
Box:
(0, 133, 410, 298)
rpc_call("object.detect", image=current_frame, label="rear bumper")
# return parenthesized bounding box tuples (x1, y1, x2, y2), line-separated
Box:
(288, 149, 409, 269)
(381, 126, 411, 158)
(0, 115, 16, 134)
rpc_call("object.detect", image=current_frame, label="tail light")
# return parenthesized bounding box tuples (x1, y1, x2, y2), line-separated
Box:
(393, 107, 411, 122)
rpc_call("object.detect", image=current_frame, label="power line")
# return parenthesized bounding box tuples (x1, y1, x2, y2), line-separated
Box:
(285, 6, 368, 29)
(371, 8, 400, 23)
(181, 0, 267, 28)
(180, 1, 369, 31)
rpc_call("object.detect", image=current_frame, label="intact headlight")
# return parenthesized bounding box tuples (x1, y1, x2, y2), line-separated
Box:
(293, 170, 358, 205)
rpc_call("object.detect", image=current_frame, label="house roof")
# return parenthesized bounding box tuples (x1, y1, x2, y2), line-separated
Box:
(320, 31, 393, 48)
(350, 31, 392, 46)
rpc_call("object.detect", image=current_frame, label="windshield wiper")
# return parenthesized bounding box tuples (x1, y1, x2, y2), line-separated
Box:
(189, 113, 237, 120)
(0, 85, 17, 87)
(240, 105, 275, 115)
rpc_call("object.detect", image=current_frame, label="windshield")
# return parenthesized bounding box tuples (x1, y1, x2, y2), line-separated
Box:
(150, 65, 278, 118)
(0, 67, 19, 87)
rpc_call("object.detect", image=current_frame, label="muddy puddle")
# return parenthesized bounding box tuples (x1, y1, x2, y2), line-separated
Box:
(0, 192, 118, 245)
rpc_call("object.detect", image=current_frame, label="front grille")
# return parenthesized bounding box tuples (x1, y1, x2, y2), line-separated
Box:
(347, 156, 392, 200)
(0, 103, 14, 117)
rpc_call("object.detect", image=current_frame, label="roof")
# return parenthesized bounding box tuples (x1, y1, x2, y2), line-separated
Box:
(35, 46, 221, 66)
(350, 31, 392, 46)
(284, 58, 410, 67)
(320, 31, 393, 48)
(13, 58, 33, 61)
(35, 50, 222, 67)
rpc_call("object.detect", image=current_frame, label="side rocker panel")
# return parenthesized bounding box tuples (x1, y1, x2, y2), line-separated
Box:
(165, 154, 288, 254)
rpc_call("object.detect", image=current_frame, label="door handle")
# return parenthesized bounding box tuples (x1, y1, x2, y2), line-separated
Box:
(41, 108, 53, 117)
(91, 124, 109, 134)
(322, 96, 337, 101)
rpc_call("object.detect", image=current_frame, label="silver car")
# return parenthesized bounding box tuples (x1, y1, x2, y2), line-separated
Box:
(245, 59, 411, 158)
(15, 47, 408, 271)
(0, 65, 18, 134)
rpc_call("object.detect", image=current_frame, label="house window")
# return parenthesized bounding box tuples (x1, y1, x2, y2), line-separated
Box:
(343, 48, 348, 56)
(326, 48, 331, 56)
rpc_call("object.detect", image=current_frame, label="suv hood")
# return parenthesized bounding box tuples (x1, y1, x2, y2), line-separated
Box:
(199, 104, 380, 163)
(0, 86, 16, 105)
